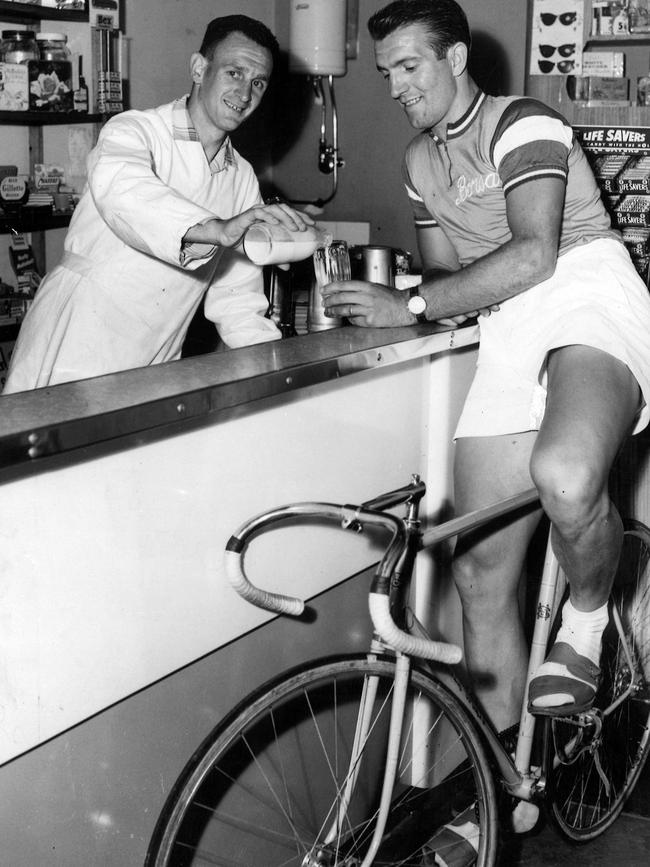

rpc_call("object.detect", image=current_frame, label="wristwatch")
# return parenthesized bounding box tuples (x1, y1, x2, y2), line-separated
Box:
(407, 285, 428, 324)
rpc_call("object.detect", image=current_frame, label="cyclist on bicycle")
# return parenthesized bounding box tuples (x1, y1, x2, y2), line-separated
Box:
(322, 0, 650, 738)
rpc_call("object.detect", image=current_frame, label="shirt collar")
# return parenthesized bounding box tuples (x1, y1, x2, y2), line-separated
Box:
(428, 90, 486, 144)
(172, 96, 236, 173)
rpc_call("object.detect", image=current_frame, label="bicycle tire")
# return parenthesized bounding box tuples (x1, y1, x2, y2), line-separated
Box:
(145, 653, 499, 867)
(547, 519, 650, 841)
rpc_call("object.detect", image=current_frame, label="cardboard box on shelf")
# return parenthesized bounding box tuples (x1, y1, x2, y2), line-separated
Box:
(569, 76, 630, 102)
(582, 51, 625, 77)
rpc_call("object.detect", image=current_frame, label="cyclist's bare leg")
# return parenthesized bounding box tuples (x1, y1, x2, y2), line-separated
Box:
(532, 346, 640, 608)
(453, 432, 542, 732)
(529, 345, 641, 709)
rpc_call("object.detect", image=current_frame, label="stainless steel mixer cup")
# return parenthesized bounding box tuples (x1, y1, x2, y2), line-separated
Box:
(350, 245, 395, 286)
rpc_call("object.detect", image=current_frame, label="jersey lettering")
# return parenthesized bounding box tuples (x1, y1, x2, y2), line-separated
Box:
(455, 171, 500, 205)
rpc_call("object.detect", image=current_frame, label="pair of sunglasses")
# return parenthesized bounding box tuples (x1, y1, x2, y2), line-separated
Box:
(539, 43, 576, 58)
(538, 58, 575, 73)
(541, 11, 577, 26)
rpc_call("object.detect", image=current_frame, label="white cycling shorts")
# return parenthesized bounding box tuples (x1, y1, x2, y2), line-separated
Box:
(454, 238, 650, 439)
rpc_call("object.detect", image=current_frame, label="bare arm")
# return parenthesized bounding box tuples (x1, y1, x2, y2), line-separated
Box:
(321, 177, 565, 327)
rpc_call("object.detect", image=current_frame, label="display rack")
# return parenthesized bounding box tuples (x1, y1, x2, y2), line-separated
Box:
(526, 1, 650, 285)
(0, 0, 117, 339)
(526, 0, 650, 124)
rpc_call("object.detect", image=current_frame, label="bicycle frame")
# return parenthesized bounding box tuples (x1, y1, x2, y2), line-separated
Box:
(224, 475, 647, 862)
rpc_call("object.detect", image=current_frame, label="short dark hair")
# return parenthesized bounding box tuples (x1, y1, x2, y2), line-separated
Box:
(199, 15, 280, 63)
(368, 0, 471, 59)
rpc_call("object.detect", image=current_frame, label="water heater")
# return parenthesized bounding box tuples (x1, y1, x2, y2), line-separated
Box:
(289, 0, 347, 77)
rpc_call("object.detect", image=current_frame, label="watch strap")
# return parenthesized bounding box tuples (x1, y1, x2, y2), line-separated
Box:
(409, 285, 428, 324)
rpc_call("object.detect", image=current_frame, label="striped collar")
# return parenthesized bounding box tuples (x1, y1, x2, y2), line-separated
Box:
(428, 90, 486, 143)
(172, 96, 236, 172)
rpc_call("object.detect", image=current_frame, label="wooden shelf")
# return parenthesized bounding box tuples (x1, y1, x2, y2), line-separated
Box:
(586, 33, 650, 44)
(0, 210, 71, 233)
(0, 1, 88, 23)
(0, 110, 104, 125)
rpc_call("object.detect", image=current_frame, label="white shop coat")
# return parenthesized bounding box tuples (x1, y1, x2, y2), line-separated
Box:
(3, 97, 279, 393)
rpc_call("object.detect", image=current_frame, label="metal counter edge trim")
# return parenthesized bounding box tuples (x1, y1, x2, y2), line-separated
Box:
(0, 325, 478, 478)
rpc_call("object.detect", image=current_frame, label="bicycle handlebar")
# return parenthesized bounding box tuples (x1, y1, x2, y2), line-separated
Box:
(224, 497, 463, 665)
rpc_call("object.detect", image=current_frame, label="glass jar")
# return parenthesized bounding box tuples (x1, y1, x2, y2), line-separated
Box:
(0, 31, 39, 64)
(36, 33, 72, 64)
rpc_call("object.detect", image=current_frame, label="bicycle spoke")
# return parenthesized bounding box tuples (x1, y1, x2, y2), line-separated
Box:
(549, 523, 650, 841)
(147, 658, 498, 866)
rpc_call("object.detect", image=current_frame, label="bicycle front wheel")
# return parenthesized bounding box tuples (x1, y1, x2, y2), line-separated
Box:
(146, 654, 498, 866)
(548, 520, 650, 841)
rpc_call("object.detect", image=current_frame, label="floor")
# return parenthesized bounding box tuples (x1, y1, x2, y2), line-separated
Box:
(500, 810, 650, 865)
(498, 769, 650, 865)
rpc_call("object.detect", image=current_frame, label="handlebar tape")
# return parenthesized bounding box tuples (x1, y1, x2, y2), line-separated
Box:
(224, 549, 304, 616)
(369, 593, 462, 664)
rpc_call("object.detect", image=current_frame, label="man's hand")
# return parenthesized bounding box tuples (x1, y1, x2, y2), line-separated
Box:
(321, 279, 501, 329)
(184, 202, 315, 250)
(321, 280, 413, 327)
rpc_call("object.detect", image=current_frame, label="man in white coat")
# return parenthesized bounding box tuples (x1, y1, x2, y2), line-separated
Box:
(4, 15, 312, 393)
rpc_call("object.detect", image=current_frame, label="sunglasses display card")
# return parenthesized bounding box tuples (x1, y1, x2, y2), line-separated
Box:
(530, 0, 583, 75)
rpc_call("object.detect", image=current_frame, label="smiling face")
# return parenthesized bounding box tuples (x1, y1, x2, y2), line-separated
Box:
(189, 31, 273, 147)
(374, 23, 467, 136)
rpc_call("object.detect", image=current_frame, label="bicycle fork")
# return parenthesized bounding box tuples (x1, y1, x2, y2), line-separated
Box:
(311, 650, 412, 867)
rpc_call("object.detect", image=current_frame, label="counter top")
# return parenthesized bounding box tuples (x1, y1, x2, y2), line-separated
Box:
(0, 322, 478, 479)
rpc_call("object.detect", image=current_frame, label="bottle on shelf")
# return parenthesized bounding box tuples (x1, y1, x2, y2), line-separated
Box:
(638, 53, 650, 104)
(630, 0, 650, 32)
(73, 56, 88, 113)
(600, 5, 614, 34)
(29, 32, 73, 112)
(36, 33, 72, 65)
(0, 30, 39, 64)
(612, 1, 631, 34)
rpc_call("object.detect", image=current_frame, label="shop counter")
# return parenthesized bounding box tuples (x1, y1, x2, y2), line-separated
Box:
(0, 322, 480, 768)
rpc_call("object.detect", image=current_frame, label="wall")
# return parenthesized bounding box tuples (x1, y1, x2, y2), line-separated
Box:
(0, 0, 528, 283)
(124, 0, 273, 110)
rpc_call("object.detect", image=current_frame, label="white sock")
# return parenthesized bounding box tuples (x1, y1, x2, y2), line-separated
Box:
(555, 598, 609, 665)
(531, 599, 608, 708)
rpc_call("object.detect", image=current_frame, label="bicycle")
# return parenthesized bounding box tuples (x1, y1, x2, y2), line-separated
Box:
(145, 475, 650, 866)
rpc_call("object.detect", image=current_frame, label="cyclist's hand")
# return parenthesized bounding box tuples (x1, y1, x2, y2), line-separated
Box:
(436, 314, 474, 327)
(321, 280, 413, 327)
(183, 203, 315, 250)
(436, 304, 500, 327)
(477, 304, 500, 317)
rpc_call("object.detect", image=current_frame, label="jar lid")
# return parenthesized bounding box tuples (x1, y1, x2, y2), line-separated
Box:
(2, 30, 36, 39)
(36, 33, 68, 42)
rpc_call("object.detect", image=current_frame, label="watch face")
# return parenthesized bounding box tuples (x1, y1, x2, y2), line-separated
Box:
(408, 294, 427, 315)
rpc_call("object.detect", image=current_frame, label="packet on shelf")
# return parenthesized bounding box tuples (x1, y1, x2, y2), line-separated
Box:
(0, 62, 29, 111)
(34, 163, 65, 193)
